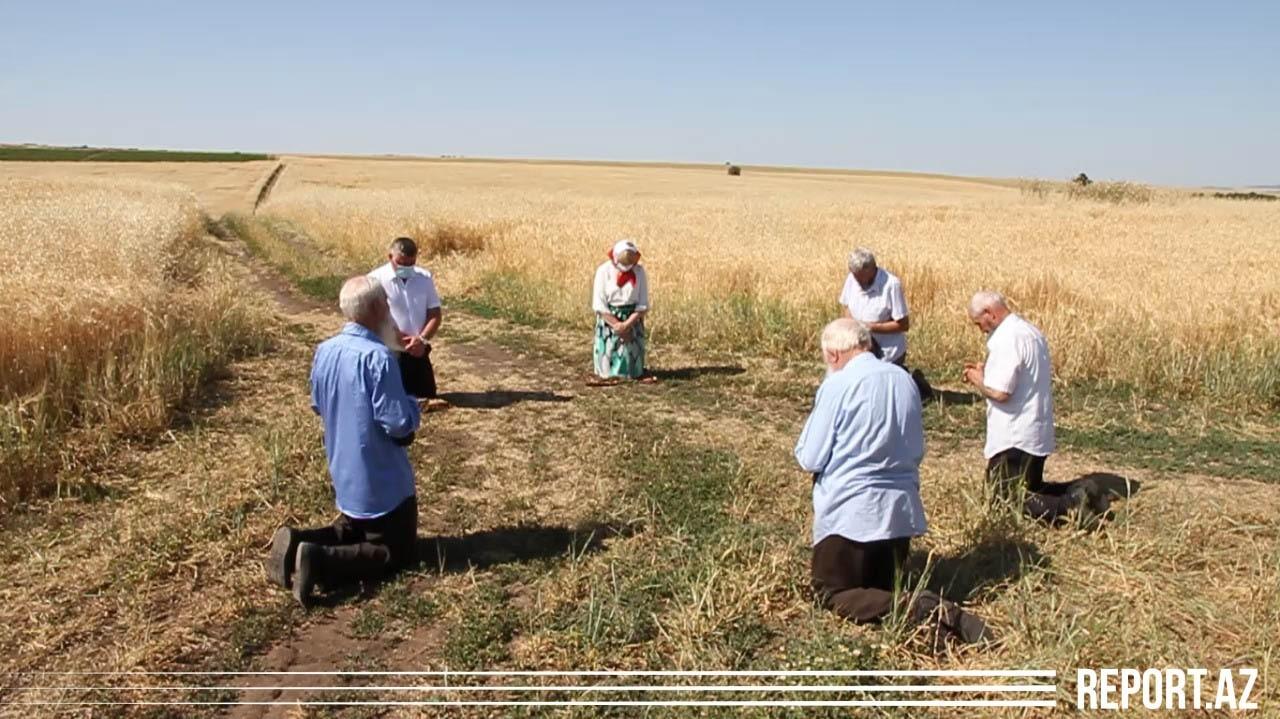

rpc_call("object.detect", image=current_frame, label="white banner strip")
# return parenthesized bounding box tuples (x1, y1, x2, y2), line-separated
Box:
(22, 684, 1057, 693)
(12, 669, 1055, 678)
(7, 700, 1060, 708)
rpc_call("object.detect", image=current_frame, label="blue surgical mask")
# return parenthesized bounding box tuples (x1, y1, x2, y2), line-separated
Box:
(394, 265, 415, 280)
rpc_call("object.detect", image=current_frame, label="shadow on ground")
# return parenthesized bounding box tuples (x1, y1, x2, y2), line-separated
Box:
(308, 523, 635, 608)
(649, 365, 746, 381)
(929, 389, 981, 406)
(1070, 471, 1142, 499)
(915, 538, 1048, 603)
(417, 521, 633, 571)
(438, 390, 573, 409)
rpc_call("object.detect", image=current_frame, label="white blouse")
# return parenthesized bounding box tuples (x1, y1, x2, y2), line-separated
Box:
(592, 261, 649, 313)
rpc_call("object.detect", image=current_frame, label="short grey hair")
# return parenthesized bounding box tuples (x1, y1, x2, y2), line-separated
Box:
(847, 247, 877, 273)
(821, 318, 873, 354)
(339, 275, 387, 323)
(968, 290, 1008, 317)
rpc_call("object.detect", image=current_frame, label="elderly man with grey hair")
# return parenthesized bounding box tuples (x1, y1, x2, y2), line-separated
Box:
(839, 248, 933, 401)
(964, 291, 1107, 524)
(796, 318, 988, 645)
(265, 275, 422, 607)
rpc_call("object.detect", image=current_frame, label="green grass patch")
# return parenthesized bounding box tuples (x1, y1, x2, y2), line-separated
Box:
(1059, 423, 1279, 482)
(454, 271, 559, 329)
(222, 213, 360, 302)
(0, 145, 271, 162)
(439, 582, 519, 668)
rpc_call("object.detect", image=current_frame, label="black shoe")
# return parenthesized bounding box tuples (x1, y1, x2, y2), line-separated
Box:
(908, 591, 994, 647)
(265, 527, 299, 589)
(293, 542, 323, 608)
(1069, 479, 1111, 529)
(945, 606, 994, 644)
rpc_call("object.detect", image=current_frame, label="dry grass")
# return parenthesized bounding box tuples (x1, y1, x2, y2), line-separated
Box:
(0, 177, 269, 503)
(260, 157, 1280, 408)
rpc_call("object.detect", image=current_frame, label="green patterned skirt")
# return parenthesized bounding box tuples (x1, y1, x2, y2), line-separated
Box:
(594, 304, 645, 379)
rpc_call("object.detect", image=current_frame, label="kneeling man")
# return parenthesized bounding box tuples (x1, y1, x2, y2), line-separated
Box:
(369, 237, 447, 409)
(796, 318, 987, 644)
(963, 291, 1108, 524)
(266, 276, 421, 607)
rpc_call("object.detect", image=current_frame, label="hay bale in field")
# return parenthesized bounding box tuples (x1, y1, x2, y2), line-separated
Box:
(1073, 172, 1092, 187)
(727, 164, 742, 176)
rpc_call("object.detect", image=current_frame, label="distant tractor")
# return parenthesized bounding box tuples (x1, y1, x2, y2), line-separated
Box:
(1073, 172, 1092, 187)
(727, 164, 742, 176)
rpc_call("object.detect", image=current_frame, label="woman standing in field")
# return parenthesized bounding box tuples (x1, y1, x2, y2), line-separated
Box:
(591, 239, 653, 384)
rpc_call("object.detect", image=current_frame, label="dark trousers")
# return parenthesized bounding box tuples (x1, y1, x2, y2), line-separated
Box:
(870, 336, 932, 401)
(811, 534, 911, 623)
(294, 495, 418, 586)
(890, 353, 934, 401)
(986, 449, 1077, 521)
(397, 349, 437, 399)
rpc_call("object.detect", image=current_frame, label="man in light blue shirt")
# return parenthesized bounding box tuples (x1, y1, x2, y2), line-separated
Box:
(265, 276, 421, 607)
(796, 318, 988, 644)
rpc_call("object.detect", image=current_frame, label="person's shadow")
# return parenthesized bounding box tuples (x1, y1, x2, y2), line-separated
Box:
(910, 472, 1140, 603)
(415, 522, 632, 573)
(928, 389, 981, 406)
(437, 390, 573, 410)
(312, 522, 634, 606)
(911, 537, 1048, 603)
(647, 366, 745, 381)
(1069, 472, 1141, 501)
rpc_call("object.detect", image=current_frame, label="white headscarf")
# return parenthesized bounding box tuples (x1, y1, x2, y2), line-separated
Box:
(611, 239, 640, 270)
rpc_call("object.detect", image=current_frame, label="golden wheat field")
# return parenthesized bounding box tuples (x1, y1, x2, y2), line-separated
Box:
(1, 157, 1277, 716)
(0, 176, 267, 502)
(260, 156, 1280, 407)
(0, 160, 278, 215)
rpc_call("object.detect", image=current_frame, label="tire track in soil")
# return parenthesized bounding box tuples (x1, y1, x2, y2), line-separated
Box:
(253, 162, 286, 213)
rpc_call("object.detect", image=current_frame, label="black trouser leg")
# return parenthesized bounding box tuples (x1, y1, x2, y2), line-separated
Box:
(986, 450, 1080, 521)
(892, 353, 934, 401)
(986, 448, 1045, 504)
(314, 496, 419, 587)
(811, 535, 910, 623)
(397, 350, 438, 399)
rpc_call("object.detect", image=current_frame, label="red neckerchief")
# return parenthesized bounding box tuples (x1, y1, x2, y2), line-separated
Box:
(606, 248, 637, 287)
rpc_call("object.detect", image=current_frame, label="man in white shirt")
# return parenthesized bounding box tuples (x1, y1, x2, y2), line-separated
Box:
(839, 248, 934, 401)
(368, 237, 446, 407)
(797, 318, 988, 645)
(963, 291, 1107, 523)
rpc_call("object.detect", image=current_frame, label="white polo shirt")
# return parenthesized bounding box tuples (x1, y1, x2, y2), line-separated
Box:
(838, 269, 909, 363)
(983, 314, 1056, 459)
(368, 263, 442, 337)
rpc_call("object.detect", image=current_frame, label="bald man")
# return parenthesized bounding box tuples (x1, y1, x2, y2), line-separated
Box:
(963, 291, 1108, 524)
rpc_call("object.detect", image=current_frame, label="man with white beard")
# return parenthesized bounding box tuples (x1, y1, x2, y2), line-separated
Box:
(265, 276, 421, 607)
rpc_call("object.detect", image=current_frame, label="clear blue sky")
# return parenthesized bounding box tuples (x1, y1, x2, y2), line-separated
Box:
(2, 1, 1277, 185)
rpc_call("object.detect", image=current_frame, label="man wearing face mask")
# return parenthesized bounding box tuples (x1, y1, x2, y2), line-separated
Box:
(369, 237, 447, 409)
(796, 318, 989, 646)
